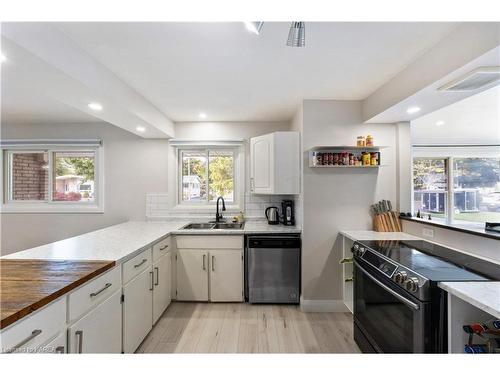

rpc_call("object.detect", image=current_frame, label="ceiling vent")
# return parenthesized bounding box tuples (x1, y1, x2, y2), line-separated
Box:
(438, 67, 500, 92)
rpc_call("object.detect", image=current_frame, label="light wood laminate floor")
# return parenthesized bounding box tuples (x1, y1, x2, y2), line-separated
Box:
(137, 302, 360, 353)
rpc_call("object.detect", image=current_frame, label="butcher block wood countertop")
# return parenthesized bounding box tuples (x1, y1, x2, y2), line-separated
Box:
(0, 259, 115, 330)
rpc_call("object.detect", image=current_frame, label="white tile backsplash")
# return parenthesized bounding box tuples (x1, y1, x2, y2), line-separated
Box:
(145, 191, 301, 221)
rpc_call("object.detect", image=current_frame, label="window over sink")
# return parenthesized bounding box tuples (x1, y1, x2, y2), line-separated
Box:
(171, 141, 244, 212)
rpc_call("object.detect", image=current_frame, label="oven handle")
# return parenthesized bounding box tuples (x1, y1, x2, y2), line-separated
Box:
(354, 260, 420, 311)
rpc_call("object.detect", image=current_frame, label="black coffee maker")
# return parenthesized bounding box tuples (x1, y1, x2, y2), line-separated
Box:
(281, 200, 295, 226)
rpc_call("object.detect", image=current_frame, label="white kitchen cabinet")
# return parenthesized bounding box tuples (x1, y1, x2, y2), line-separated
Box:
(38, 331, 66, 354)
(153, 252, 172, 323)
(122, 267, 154, 353)
(176, 249, 209, 301)
(209, 249, 244, 302)
(0, 297, 66, 354)
(250, 131, 300, 195)
(68, 290, 122, 353)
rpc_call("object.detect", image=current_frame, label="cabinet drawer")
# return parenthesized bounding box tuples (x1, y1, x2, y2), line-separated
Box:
(152, 236, 171, 262)
(176, 235, 243, 249)
(68, 266, 121, 323)
(0, 297, 66, 353)
(123, 248, 152, 284)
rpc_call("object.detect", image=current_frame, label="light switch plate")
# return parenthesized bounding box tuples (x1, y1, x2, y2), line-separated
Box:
(422, 228, 434, 238)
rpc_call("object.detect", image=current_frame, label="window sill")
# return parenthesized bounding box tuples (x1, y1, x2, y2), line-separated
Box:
(171, 204, 242, 213)
(1, 203, 104, 214)
(400, 216, 500, 240)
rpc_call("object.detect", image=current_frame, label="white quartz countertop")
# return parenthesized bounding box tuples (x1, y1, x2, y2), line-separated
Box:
(439, 281, 500, 318)
(2, 220, 301, 263)
(339, 230, 421, 242)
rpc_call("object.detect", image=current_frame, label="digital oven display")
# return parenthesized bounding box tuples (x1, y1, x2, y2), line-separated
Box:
(362, 250, 397, 277)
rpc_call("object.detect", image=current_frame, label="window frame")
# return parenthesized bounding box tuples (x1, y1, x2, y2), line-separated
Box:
(411, 145, 500, 226)
(1, 144, 104, 213)
(173, 143, 244, 212)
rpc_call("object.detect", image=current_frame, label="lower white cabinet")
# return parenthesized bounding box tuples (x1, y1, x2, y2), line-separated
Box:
(153, 252, 172, 324)
(68, 290, 122, 353)
(176, 249, 209, 301)
(176, 247, 243, 302)
(209, 249, 243, 302)
(122, 267, 154, 353)
(38, 332, 66, 354)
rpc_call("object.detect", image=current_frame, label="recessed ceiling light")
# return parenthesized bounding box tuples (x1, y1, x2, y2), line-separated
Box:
(435, 120, 445, 126)
(244, 22, 264, 35)
(0, 53, 6, 63)
(136, 126, 146, 133)
(406, 106, 421, 114)
(88, 102, 103, 111)
(198, 112, 207, 119)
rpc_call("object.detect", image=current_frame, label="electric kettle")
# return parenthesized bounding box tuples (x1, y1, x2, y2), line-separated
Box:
(265, 206, 280, 225)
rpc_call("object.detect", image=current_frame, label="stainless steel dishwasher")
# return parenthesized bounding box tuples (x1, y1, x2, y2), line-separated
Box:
(246, 235, 301, 304)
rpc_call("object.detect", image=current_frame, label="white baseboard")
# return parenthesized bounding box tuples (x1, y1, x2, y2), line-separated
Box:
(300, 297, 350, 313)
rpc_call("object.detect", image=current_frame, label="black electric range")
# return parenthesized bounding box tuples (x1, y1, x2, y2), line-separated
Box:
(352, 239, 500, 353)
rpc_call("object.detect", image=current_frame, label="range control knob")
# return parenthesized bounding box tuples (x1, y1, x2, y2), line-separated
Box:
(351, 244, 359, 254)
(405, 277, 420, 293)
(393, 271, 408, 284)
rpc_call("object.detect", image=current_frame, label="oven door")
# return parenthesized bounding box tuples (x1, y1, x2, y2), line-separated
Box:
(354, 260, 430, 353)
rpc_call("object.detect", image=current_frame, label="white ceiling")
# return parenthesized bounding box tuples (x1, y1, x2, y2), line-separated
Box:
(1, 22, 458, 128)
(411, 84, 500, 145)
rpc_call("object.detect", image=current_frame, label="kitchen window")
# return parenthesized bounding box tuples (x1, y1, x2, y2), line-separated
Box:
(412, 146, 500, 226)
(1, 140, 103, 213)
(173, 142, 244, 211)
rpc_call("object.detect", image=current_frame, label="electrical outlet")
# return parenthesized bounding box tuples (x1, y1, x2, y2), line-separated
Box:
(422, 228, 434, 238)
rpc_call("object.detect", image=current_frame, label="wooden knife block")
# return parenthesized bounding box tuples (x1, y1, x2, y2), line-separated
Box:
(373, 212, 402, 232)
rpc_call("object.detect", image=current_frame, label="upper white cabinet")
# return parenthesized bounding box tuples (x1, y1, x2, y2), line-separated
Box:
(250, 131, 300, 195)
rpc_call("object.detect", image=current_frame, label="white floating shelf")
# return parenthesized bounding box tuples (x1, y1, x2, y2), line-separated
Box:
(310, 164, 383, 168)
(309, 145, 388, 151)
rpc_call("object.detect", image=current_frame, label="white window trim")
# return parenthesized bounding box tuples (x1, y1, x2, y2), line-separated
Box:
(411, 145, 500, 226)
(171, 141, 245, 213)
(1, 143, 104, 214)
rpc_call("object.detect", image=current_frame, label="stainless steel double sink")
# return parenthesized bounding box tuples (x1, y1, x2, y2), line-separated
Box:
(181, 222, 245, 230)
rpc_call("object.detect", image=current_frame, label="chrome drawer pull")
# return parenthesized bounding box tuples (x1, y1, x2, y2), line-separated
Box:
(212, 255, 215, 272)
(90, 282, 112, 297)
(149, 271, 154, 291)
(7, 329, 42, 353)
(75, 330, 83, 353)
(154, 267, 159, 286)
(159, 244, 169, 251)
(134, 259, 147, 268)
(55, 346, 65, 354)
(202, 254, 206, 270)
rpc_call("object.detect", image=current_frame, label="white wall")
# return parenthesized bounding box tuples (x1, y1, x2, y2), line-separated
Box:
(1, 122, 169, 255)
(300, 100, 398, 303)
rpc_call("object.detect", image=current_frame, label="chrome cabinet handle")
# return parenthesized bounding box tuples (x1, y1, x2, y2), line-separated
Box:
(55, 346, 65, 354)
(202, 254, 206, 270)
(7, 329, 42, 353)
(154, 267, 159, 286)
(149, 271, 154, 291)
(212, 255, 215, 272)
(354, 260, 420, 310)
(75, 330, 83, 354)
(90, 282, 112, 297)
(134, 259, 147, 268)
(159, 244, 169, 251)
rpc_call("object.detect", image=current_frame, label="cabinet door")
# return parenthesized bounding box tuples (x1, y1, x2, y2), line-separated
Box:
(209, 250, 243, 302)
(176, 249, 209, 301)
(123, 268, 153, 353)
(68, 290, 122, 353)
(250, 133, 274, 194)
(38, 332, 66, 354)
(153, 252, 172, 324)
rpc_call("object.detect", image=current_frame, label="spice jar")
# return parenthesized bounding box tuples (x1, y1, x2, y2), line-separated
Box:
(370, 152, 378, 166)
(366, 135, 374, 147)
(357, 136, 366, 147)
(362, 152, 371, 166)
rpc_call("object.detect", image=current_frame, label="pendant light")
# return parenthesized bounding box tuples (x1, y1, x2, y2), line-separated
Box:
(286, 22, 305, 47)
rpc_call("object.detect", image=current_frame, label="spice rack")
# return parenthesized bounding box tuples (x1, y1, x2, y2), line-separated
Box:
(308, 146, 388, 168)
